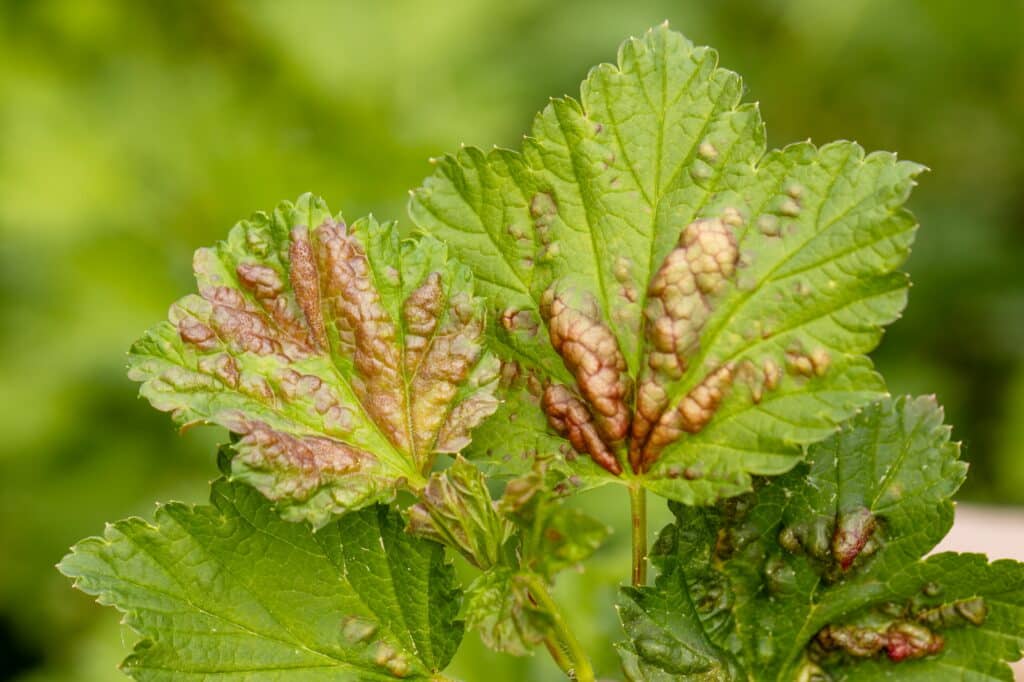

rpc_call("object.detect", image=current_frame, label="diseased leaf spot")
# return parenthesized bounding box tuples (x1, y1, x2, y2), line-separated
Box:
(639, 364, 735, 472)
(832, 507, 876, 571)
(288, 226, 329, 350)
(228, 418, 371, 503)
(178, 316, 218, 350)
(814, 621, 944, 663)
(132, 196, 499, 522)
(541, 383, 622, 475)
(316, 219, 408, 450)
(541, 280, 631, 445)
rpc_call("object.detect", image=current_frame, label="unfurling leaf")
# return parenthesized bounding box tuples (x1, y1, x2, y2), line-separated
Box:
(408, 456, 513, 570)
(129, 193, 499, 526)
(410, 24, 921, 504)
(58, 480, 464, 680)
(414, 457, 608, 656)
(461, 466, 609, 656)
(616, 397, 1024, 680)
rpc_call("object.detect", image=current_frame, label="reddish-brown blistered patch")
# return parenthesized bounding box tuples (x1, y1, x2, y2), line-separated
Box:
(542, 384, 622, 475)
(287, 226, 328, 350)
(815, 621, 944, 663)
(178, 316, 218, 350)
(541, 282, 631, 444)
(403, 272, 444, 372)
(409, 290, 486, 461)
(316, 220, 408, 450)
(832, 507, 877, 570)
(637, 364, 735, 471)
(630, 218, 739, 470)
(228, 418, 371, 501)
(204, 286, 299, 358)
(236, 260, 318, 354)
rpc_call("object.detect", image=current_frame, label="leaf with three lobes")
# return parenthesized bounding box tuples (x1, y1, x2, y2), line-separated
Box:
(617, 397, 1024, 680)
(58, 479, 464, 680)
(409, 24, 922, 501)
(129, 193, 499, 526)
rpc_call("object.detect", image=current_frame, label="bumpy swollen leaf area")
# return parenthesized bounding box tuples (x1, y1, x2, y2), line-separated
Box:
(617, 397, 1024, 680)
(410, 24, 923, 502)
(58, 479, 463, 680)
(129, 194, 499, 526)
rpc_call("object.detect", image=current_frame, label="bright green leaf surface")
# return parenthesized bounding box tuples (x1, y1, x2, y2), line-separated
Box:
(58, 480, 463, 681)
(129, 193, 499, 526)
(617, 397, 1024, 680)
(410, 24, 921, 503)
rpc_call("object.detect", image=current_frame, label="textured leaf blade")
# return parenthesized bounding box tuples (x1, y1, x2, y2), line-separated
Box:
(616, 397, 1024, 680)
(129, 193, 498, 525)
(58, 480, 463, 680)
(410, 24, 921, 503)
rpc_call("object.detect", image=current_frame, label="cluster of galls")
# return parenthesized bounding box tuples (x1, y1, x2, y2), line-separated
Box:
(810, 590, 987, 669)
(537, 218, 741, 476)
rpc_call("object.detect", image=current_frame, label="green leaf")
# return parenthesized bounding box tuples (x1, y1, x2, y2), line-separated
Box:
(616, 397, 1024, 680)
(462, 567, 554, 657)
(129, 193, 499, 526)
(58, 479, 464, 680)
(498, 463, 611, 580)
(409, 24, 921, 503)
(408, 456, 513, 570)
(410, 458, 608, 656)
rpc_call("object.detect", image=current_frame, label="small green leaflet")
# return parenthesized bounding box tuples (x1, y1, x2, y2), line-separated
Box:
(616, 397, 1024, 680)
(409, 459, 609, 656)
(410, 24, 922, 504)
(129, 193, 499, 526)
(58, 479, 463, 681)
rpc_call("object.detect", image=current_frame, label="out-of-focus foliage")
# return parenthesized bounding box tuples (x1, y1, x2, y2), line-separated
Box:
(0, 1, 1021, 681)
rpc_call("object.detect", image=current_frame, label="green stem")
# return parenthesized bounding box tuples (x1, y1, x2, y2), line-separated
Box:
(629, 484, 648, 586)
(521, 573, 595, 682)
(543, 636, 574, 676)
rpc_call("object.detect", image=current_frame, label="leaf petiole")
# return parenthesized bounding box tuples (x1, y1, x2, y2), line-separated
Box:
(519, 572, 595, 682)
(629, 484, 647, 587)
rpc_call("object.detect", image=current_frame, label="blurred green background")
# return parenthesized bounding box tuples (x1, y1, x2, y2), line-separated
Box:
(1, 0, 1022, 679)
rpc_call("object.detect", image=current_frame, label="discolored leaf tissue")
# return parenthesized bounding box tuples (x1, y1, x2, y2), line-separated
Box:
(617, 397, 1024, 680)
(411, 24, 922, 503)
(129, 194, 499, 526)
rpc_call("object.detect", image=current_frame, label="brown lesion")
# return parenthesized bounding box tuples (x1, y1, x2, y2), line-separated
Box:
(635, 363, 735, 472)
(226, 416, 373, 503)
(813, 621, 945, 663)
(407, 290, 488, 461)
(287, 226, 329, 350)
(630, 218, 739, 472)
(541, 383, 622, 475)
(174, 216, 497, 483)
(534, 216, 755, 477)
(540, 281, 631, 444)
(315, 220, 408, 450)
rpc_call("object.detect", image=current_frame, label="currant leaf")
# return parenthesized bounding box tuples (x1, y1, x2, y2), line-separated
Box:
(129, 193, 499, 526)
(616, 397, 1024, 680)
(58, 480, 464, 680)
(410, 24, 921, 504)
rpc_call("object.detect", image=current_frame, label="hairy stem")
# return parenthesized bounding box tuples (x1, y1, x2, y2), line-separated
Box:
(629, 484, 648, 586)
(543, 636, 574, 676)
(521, 573, 595, 682)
